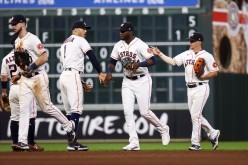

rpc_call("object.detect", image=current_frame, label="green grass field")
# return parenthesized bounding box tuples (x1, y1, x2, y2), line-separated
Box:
(0, 141, 247, 152)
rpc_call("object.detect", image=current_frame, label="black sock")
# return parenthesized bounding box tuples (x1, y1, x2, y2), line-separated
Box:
(28, 118, 35, 145)
(10, 120, 19, 144)
(66, 115, 71, 121)
(70, 113, 80, 140)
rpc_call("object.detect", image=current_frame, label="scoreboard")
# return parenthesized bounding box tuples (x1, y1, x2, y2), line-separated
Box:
(0, 0, 211, 108)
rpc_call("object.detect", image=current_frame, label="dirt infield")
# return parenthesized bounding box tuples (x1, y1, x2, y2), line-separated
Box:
(1, 151, 247, 165)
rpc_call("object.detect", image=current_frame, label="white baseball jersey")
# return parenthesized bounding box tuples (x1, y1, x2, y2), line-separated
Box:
(173, 49, 219, 146)
(1, 51, 20, 85)
(111, 37, 153, 76)
(111, 37, 169, 146)
(173, 49, 219, 83)
(14, 32, 74, 144)
(1, 51, 37, 121)
(60, 34, 92, 72)
(13, 32, 46, 72)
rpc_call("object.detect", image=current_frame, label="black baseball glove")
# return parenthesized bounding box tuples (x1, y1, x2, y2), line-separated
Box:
(122, 57, 135, 70)
(14, 49, 30, 71)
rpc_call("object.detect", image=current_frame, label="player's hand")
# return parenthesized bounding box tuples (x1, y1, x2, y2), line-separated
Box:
(148, 46, 161, 56)
(132, 62, 139, 71)
(98, 72, 106, 84)
(103, 73, 112, 87)
(11, 75, 21, 84)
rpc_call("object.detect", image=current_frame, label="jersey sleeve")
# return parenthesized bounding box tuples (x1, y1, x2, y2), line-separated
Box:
(173, 51, 187, 67)
(110, 43, 121, 60)
(137, 40, 153, 59)
(79, 38, 92, 53)
(206, 53, 219, 72)
(1, 57, 8, 76)
(32, 35, 46, 56)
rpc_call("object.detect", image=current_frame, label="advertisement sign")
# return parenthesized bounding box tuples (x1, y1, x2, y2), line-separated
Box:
(0, 0, 199, 9)
(0, 110, 191, 140)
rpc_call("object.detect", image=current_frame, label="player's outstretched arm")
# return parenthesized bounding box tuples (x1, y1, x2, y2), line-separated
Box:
(149, 46, 176, 66)
(98, 72, 106, 84)
(103, 58, 117, 87)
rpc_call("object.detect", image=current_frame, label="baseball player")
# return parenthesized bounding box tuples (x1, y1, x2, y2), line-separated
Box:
(103, 22, 170, 151)
(150, 32, 220, 151)
(60, 20, 105, 151)
(1, 50, 44, 151)
(9, 14, 75, 150)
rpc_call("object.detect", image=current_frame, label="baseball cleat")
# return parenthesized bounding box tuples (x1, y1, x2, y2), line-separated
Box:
(211, 130, 220, 150)
(11, 143, 23, 152)
(16, 142, 29, 151)
(28, 143, 44, 151)
(122, 143, 140, 151)
(161, 126, 170, 146)
(67, 142, 88, 151)
(188, 144, 201, 151)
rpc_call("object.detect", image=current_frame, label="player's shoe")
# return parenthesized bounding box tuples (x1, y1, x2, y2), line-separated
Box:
(28, 143, 44, 151)
(67, 142, 88, 151)
(16, 142, 29, 151)
(188, 144, 201, 151)
(122, 143, 140, 151)
(210, 130, 220, 150)
(11, 143, 23, 152)
(161, 126, 170, 146)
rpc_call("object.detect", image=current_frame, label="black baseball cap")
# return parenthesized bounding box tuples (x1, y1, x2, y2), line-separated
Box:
(72, 21, 91, 30)
(188, 32, 204, 42)
(116, 22, 134, 32)
(9, 15, 26, 25)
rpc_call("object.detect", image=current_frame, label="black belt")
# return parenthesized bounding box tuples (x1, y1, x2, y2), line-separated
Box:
(22, 72, 39, 78)
(65, 68, 82, 74)
(126, 74, 145, 80)
(187, 82, 205, 88)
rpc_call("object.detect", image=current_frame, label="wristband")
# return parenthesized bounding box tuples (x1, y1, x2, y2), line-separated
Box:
(1, 81, 7, 89)
(28, 62, 38, 71)
(108, 67, 114, 73)
(138, 61, 149, 67)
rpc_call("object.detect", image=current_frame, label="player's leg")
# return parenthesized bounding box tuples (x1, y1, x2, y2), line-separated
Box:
(201, 117, 220, 150)
(122, 79, 140, 151)
(135, 75, 170, 145)
(27, 96, 44, 151)
(33, 73, 74, 136)
(60, 72, 88, 151)
(188, 84, 209, 150)
(18, 79, 33, 150)
(9, 85, 20, 151)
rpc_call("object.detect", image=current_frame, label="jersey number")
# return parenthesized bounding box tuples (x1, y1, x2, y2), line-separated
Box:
(9, 64, 18, 78)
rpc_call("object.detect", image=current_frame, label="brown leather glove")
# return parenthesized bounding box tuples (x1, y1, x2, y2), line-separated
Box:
(0, 96, 11, 112)
(193, 58, 206, 78)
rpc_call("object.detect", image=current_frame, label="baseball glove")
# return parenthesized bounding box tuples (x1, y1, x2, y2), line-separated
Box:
(0, 96, 11, 112)
(81, 81, 93, 92)
(122, 57, 134, 70)
(193, 57, 206, 78)
(14, 49, 30, 71)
